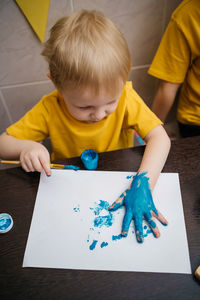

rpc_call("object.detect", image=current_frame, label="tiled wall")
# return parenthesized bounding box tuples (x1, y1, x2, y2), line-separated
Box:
(0, 0, 182, 134)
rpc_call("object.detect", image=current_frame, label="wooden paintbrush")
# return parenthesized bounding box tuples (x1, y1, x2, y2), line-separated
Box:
(0, 160, 80, 170)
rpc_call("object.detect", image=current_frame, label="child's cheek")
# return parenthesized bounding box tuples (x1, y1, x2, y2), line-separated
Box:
(76, 110, 88, 121)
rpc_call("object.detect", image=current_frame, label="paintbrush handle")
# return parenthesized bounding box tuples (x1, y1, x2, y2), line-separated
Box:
(0, 160, 64, 168)
(0, 160, 21, 165)
(50, 164, 65, 169)
(0, 160, 79, 170)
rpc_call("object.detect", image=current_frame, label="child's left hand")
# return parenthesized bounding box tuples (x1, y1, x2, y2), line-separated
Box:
(108, 172, 168, 243)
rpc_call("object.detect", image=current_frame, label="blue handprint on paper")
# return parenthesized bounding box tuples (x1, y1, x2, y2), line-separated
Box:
(109, 172, 168, 243)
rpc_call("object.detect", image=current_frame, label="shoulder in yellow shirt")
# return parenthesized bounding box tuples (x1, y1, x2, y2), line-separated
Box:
(148, 0, 200, 125)
(7, 82, 162, 160)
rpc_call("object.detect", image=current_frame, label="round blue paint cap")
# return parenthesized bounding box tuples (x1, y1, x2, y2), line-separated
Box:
(0, 213, 13, 234)
(81, 149, 98, 170)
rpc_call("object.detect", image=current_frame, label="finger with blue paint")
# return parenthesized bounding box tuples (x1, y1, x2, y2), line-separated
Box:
(109, 172, 168, 243)
(109, 191, 126, 211)
(108, 183, 131, 212)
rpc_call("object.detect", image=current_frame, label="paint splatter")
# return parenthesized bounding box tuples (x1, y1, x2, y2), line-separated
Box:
(90, 200, 109, 215)
(143, 228, 153, 238)
(91, 200, 114, 229)
(89, 240, 98, 250)
(88, 200, 115, 250)
(101, 242, 108, 248)
(73, 205, 80, 212)
(93, 214, 113, 228)
(112, 234, 122, 241)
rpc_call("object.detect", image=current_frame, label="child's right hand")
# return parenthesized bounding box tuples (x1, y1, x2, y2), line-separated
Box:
(20, 142, 52, 176)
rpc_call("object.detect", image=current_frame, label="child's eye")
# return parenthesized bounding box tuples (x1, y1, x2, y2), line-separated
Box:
(108, 100, 116, 105)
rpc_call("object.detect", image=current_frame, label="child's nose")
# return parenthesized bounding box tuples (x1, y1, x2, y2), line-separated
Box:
(93, 108, 106, 120)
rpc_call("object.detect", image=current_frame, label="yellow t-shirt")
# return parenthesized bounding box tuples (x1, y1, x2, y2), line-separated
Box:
(7, 82, 162, 160)
(148, 0, 200, 126)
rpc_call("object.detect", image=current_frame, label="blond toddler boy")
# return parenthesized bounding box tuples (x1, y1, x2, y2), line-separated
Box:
(0, 10, 170, 242)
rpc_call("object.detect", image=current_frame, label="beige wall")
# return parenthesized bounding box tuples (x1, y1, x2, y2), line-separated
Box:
(0, 0, 182, 133)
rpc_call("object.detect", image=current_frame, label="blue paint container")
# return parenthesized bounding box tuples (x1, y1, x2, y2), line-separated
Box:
(81, 149, 98, 170)
(0, 213, 13, 233)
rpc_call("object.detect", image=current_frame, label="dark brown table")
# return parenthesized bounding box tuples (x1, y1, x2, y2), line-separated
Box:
(0, 136, 200, 299)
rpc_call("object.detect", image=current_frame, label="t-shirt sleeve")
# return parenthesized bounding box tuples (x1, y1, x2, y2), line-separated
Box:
(6, 97, 49, 141)
(124, 83, 163, 139)
(148, 18, 190, 83)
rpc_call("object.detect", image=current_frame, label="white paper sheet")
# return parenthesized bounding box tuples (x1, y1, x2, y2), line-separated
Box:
(23, 170, 191, 274)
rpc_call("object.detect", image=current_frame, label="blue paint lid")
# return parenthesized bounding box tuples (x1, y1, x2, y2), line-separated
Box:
(81, 149, 98, 170)
(0, 213, 13, 234)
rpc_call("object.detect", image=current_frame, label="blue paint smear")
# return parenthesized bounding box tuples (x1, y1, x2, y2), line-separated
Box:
(88, 200, 115, 250)
(73, 205, 80, 212)
(112, 234, 122, 241)
(64, 165, 80, 170)
(92, 200, 114, 228)
(89, 240, 98, 250)
(101, 242, 108, 248)
(90, 200, 109, 215)
(143, 228, 153, 238)
(94, 214, 113, 228)
(126, 175, 133, 179)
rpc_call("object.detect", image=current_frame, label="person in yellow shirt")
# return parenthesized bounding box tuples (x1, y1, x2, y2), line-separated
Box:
(148, 0, 200, 138)
(0, 10, 170, 243)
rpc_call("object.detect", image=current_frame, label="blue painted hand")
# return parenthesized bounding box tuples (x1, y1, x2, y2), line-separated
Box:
(109, 172, 168, 243)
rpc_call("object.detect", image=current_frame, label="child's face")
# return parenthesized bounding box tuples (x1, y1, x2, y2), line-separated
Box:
(60, 85, 123, 123)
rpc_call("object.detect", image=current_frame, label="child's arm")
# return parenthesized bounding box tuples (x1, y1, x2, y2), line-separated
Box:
(0, 132, 52, 176)
(151, 80, 181, 122)
(109, 125, 170, 243)
(138, 124, 171, 189)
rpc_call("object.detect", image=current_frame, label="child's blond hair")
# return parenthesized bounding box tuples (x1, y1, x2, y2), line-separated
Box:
(42, 10, 132, 95)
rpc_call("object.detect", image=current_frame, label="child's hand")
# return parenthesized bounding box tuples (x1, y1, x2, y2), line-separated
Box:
(20, 142, 51, 176)
(109, 172, 168, 243)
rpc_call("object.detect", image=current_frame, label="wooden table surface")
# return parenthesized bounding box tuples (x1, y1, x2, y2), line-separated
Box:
(0, 136, 200, 299)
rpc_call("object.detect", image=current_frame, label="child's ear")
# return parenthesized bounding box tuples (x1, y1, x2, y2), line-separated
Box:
(47, 73, 57, 89)
(47, 73, 51, 79)
(47, 73, 55, 85)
